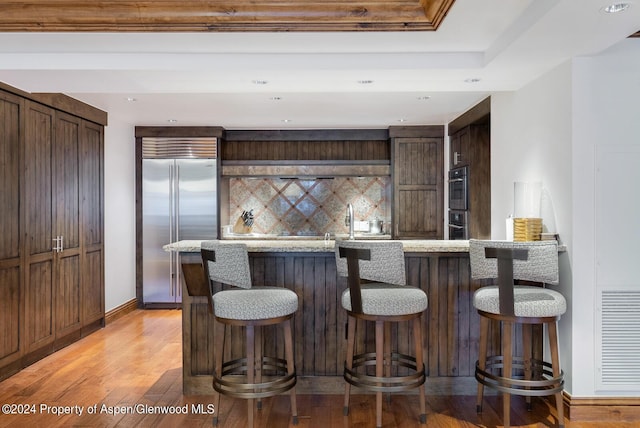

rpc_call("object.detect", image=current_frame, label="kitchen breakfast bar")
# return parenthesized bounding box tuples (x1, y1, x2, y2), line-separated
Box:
(165, 239, 539, 395)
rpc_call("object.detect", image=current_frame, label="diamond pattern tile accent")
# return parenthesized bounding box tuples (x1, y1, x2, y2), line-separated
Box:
(228, 177, 390, 236)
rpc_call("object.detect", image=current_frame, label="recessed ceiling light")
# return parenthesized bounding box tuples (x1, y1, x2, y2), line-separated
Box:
(398, 118, 408, 122)
(167, 119, 178, 123)
(270, 96, 282, 101)
(357, 80, 374, 84)
(602, 2, 631, 13)
(125, 97, 137, 102)
(416, 96, 431, 100)
(464, 78, 481, 83)
(252, 79, 268, 85)
(282, 119, 292, 123)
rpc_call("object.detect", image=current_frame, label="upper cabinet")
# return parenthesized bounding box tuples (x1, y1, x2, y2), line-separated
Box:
(450, 125, 470, 168)
(390, 126, 444, 239)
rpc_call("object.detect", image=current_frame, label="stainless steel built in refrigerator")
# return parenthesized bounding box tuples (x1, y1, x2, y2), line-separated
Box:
(142, 138, 217, 307)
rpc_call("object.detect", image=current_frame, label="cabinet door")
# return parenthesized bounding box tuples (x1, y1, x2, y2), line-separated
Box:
(0, 91, 23, 365)
(24, 106, 84, 349)
(53, 112, 82, 338)
(393, 137, 444, 239)
(81, 120, 104, 325)
(24, 101, 55, 351)
(450, 126, 470, 168)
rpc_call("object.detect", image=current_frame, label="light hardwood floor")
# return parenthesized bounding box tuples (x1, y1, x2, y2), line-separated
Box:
(0, 310, 634, 428)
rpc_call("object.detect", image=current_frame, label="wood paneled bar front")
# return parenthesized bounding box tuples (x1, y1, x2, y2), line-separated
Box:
(167, 239, 539, 395)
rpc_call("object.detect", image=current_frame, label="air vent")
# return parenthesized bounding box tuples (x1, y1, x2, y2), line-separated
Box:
(142, 137, 217, 159)
(598, 290, 640, 390)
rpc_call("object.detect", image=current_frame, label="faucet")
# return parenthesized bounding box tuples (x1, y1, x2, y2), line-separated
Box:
(345, 203, 355, 240)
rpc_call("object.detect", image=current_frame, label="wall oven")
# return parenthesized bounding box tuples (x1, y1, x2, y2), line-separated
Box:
(448, 166, 469, 239)
(448, 210, 468, 240)
(448, 166, 468, 211)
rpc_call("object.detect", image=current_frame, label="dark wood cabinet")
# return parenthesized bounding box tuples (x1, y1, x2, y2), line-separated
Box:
(390, 126, 444, 239)
(449, 123, 490, 239)
(24, 100, 56, 352)
(468, 124, 490, 239)
(53, 111, 83, 339)
(81, 121, 105, 326)
(222, 129, 390, 161)
(0, 84, 105, 381)
(448, 97, 491, 239)
(0, 90, 23, 369)
(449, 125, 470, 168)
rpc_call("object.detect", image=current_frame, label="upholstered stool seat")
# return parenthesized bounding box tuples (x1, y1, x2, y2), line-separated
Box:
(473, 286, 566, 318)
(336, 240, 427, 428)
(341, 283, 428, 316)
(470, 239, 566, 428)
(201, 241, 298, 428)
(213, 288, 298, 320)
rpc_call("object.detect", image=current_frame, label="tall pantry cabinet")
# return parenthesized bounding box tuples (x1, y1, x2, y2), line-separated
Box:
(389, 126, 444, 239)
(0, 84, 105, 380)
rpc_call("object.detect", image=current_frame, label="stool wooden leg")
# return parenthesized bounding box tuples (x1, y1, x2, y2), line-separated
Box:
(255, 326, 263, 411)
(246, 325, 255, 428)
(343, 315, 356, 416)
(413, 315, 426, 424)
(476, 316, 489, 413)
(283, 319, 298, 425)
(548, 321, 565, 428)
(375, 320, 384, 428)
(384, 321, 392, 404)
(213, 319, 225, 426)
(502, 321, 513, 428)
(522, 323, 532, 411)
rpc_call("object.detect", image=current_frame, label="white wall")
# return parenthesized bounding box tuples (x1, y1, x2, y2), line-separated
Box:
(491, 61, 574, 391)
(104, 120, 137, 312)
(572, 39, 640, 396)
(492, 38, 640, 397)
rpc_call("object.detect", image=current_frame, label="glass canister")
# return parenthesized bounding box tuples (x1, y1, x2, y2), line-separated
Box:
(513, 182, 542, 241)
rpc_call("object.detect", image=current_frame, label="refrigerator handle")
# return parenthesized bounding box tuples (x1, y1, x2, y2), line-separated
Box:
(169, 163, 175, 297)
(175, 164, 182, 298)
(175, 164, 181, 242)
(169, 163, 174, 245)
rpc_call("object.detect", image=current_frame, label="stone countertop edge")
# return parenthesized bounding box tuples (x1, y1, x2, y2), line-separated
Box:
(163, 239, 472, 253)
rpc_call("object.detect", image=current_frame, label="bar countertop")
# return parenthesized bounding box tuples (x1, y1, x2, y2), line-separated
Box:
(163, 238, 471, 253)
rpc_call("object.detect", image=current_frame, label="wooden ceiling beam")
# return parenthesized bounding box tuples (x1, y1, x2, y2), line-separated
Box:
(0, 0, 456, 32)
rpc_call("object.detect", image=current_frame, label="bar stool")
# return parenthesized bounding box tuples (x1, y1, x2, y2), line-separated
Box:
(200, 241, 298, 427)
(335, 240, 427, 428)
(469, 239, 565, 428)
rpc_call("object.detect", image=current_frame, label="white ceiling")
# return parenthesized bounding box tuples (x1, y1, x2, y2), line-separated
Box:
(0, 0, 638, 129)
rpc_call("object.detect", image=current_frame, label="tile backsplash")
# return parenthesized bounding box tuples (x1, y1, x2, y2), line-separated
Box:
(228, 177, 390, 236)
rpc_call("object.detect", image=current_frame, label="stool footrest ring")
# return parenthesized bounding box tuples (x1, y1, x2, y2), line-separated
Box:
(213, 356, 296, 399)
(344, 351, 426, 393)
(475, 355, 564, 397)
